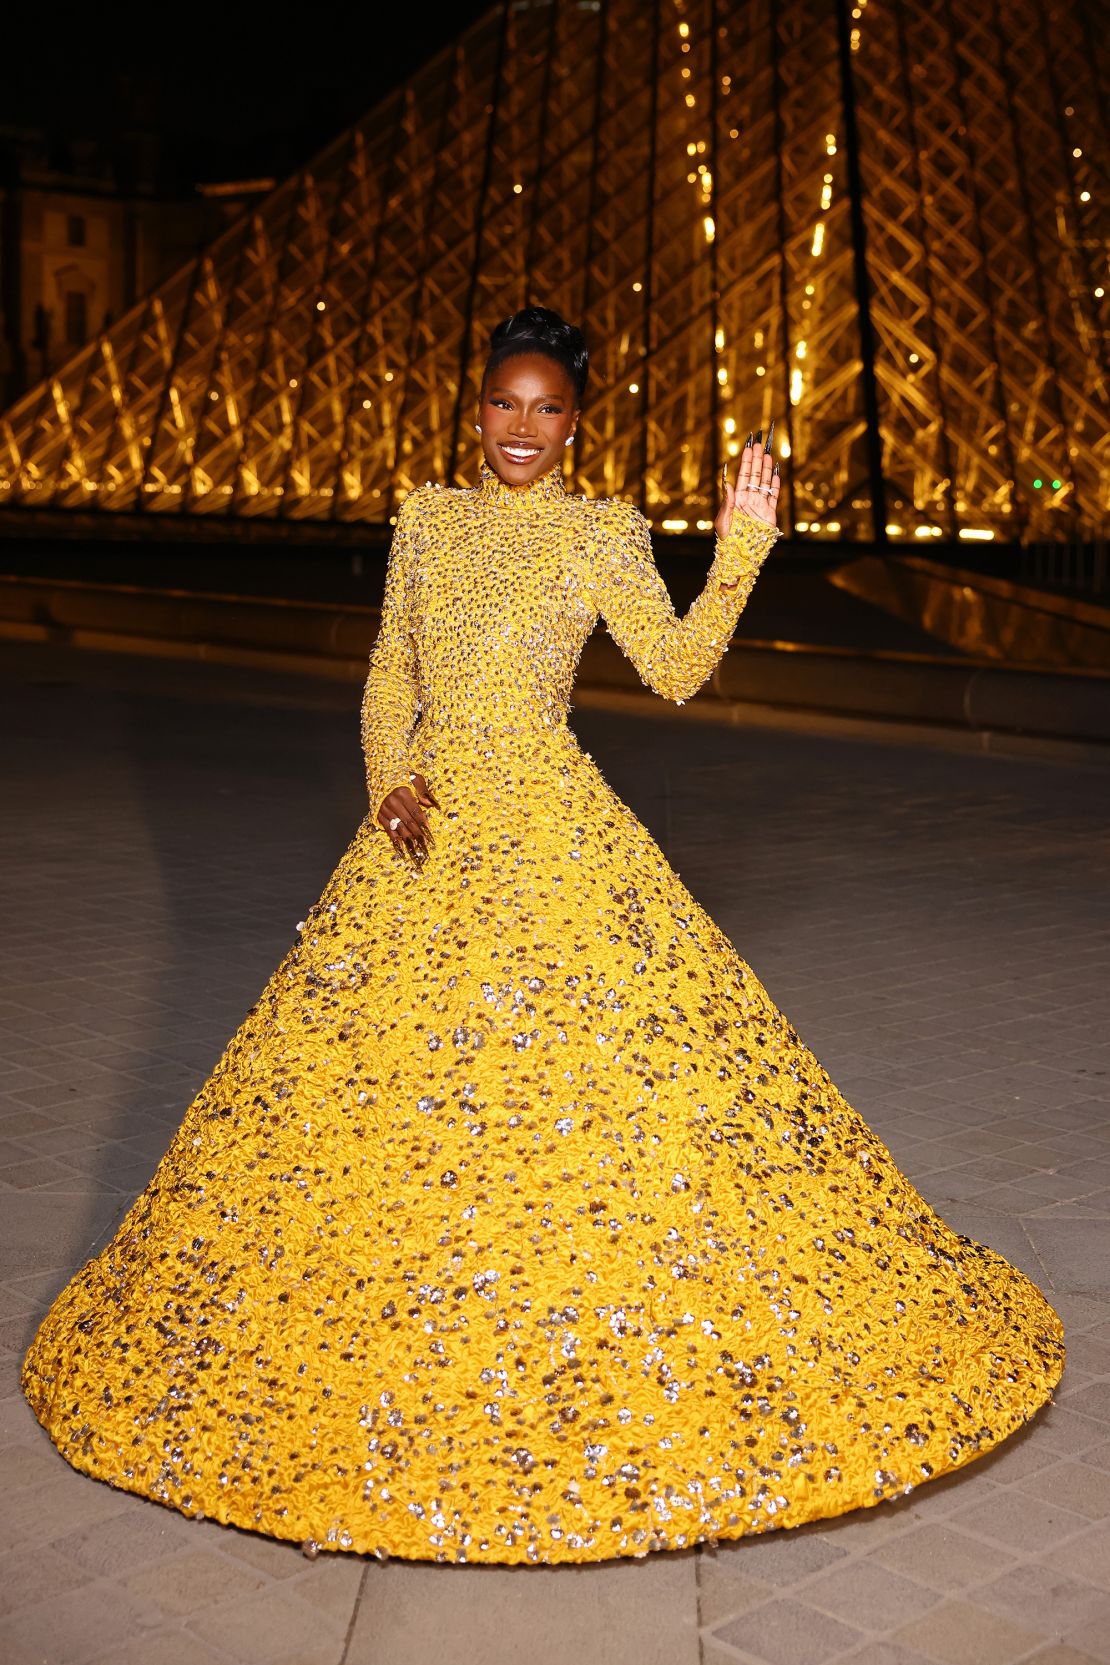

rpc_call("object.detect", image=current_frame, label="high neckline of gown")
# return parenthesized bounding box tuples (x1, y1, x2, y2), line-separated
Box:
(477, 455, 569, 508)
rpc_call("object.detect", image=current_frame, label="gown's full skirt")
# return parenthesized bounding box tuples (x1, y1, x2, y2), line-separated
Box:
(21, 714, 1065, 1565)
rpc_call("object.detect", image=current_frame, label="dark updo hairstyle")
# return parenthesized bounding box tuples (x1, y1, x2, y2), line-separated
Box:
(482, 305, 589, 404)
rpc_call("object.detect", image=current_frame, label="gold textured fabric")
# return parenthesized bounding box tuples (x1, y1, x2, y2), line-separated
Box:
(22, 457, 1064, 1566)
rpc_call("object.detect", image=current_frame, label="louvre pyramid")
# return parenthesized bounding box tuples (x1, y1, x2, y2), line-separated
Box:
(1, 0, 1106, 544)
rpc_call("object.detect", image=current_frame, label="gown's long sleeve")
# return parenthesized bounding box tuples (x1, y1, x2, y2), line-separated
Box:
(591, 498, 783, 703)
(361, 495, 422, 827)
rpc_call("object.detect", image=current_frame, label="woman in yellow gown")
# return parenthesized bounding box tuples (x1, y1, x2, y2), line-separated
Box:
(22, 306, 1064, 1566)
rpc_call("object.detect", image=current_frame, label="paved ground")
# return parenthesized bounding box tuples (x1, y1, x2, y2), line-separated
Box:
(2, 639, 1109, 1665)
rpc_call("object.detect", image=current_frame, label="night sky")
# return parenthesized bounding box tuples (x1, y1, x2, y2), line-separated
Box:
(8, 4, 493, 190)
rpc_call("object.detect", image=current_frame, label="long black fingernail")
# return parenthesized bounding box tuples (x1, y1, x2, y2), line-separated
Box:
(754, 428, 763, 445)
(745, 430, 754, 448)
(765, 418, 775, 451)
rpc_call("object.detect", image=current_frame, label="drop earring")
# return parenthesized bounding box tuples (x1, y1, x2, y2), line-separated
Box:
(475, 423, 482, 434)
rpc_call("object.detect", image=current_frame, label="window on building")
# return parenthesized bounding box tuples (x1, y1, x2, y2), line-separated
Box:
(67, 214, 86, 247)
(65, 291, 88, 347)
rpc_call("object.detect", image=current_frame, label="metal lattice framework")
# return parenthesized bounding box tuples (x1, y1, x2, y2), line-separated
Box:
(1, 0, 1106, 544)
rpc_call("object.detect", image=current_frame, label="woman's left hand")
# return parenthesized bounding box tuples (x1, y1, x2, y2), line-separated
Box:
(715, 423, 781, 538)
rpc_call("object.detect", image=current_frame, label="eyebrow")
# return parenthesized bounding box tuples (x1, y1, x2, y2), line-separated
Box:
(489, 386, 566, 400)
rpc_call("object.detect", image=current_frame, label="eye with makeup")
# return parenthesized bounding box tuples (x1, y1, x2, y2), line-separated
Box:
(490, 398, 562, 414)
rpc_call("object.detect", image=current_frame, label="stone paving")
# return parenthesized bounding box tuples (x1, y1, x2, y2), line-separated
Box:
(1, 638, 1109, 1665)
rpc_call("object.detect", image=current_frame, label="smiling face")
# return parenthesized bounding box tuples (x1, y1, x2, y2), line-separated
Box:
(477, 352, 579, 483)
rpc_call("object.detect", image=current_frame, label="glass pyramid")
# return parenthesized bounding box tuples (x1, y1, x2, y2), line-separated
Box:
(0, 0, 1105, 544)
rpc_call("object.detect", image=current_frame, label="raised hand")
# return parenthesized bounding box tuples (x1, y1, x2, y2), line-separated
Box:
(377, 773, 440, 862)
(715, 421, 781, 539)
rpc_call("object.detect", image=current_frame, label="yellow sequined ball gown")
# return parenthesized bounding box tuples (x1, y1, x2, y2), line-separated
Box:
(22, 457, 1064, 1565)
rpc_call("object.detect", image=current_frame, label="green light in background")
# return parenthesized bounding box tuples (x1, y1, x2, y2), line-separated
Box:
(1033, 477, 1043, 488)
(1051, 478, 1062, 489)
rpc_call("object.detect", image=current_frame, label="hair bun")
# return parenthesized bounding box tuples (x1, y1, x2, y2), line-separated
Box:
(485, 306, 589, 401)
